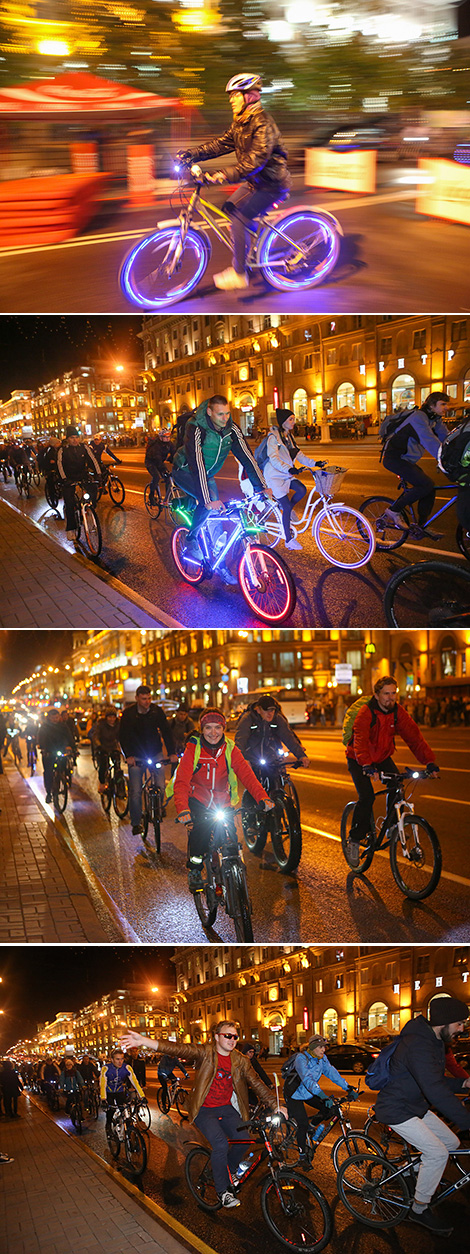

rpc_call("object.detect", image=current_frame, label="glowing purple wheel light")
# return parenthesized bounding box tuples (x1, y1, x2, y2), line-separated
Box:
(120, 228, 209, 309)
(259, 211, 340, 291)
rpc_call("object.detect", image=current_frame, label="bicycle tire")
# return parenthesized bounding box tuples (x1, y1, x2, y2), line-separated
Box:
(144, 482, 162, 519)
(120, 227, 210, 309)
(52, 768, 68, 813)
(108, 475, 125, 505)
(157, 1086, 171, 1114)
(32, 469, 41, 489)
(363, 1115, 410, 1164)
(242, 810, 268, 856)
(336, 1152, 411, 1229)
(141, 786, 150, 843)
(313, 504, 375, 569)
(456, 523, 470, 563)
(101, 778, 112, 813)
(152, 790, 162, 855)
(270, 796, 302, 873)
(384, 560, 470, 627)
(192, 857, 218, 930)
(331, 1132, 384, 1174)
(185, 1145, 221, 1212)
(135, 1099, 151, 1130)
(107, 1127, 121, 1160)
(225, 862, 254, 942)
(124, 1126, 147, 1176)
(340, 801, 375, 873)
(359, 495, 409, 551)
(389, 814, 442, 900)
(82, 504, 102, 557)
(261, 1168, 333, 1253)
(70, 1102, 82, 1134)
(112, 774, 129, 818)
(175, 1087, 189, 1118)
(172, 526, 206, 584)
(88, 1092, 100, 1121)
(238, 543, 296, 624)
(285, 778, 300, 818)
(259, 209, 341, 292)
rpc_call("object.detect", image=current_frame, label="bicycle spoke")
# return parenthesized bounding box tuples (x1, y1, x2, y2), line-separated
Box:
(121, 228, 209, 308)
(262, 1172, 332, 1253)
(390, 816, 441, 900)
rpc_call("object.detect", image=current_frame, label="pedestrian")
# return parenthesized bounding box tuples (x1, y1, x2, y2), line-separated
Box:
(0, 1061, 23, 1118)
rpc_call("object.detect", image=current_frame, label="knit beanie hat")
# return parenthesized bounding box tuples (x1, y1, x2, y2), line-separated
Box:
(200, 708, 226, 731)
(275, 408, 295, 431)
(428, 996, 469, 1026)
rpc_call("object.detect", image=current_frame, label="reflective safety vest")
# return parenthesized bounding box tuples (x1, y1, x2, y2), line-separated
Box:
(165, 734, 239, 804)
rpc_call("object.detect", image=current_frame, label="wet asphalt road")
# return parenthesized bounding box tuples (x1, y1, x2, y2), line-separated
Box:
(22, 728, 470, 944)
(2, 441, 466, 629)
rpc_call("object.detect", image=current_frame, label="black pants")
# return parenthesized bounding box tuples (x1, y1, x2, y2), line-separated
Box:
(382, 452, 436, 524)
(348, 757, 398, 842)
(3, 1091, 18, 1117)
(97, 749, 121, 785)
(224, 183, 289, 274)
(188, 797, 236, 859)
(286, 1094, 330, 1152)
(278, 480, 307, 541)
(106, 1091, 127, 1131)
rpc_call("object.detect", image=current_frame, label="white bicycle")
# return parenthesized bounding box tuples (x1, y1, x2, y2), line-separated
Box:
(241, 465, 376, 570)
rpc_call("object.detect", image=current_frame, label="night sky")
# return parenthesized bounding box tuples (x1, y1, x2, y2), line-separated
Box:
(0, 630, 72, 696)
(0, 317, 143, 397)
(0, 947, 176, 1052)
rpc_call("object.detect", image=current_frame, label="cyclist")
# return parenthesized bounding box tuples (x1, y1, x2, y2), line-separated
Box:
(284, 1035, 353, 1162)
(235, 695, 309, 835)
(170, 705, 195, 756)
(158, 1053, 189, 1107)
(78, 1054, 99, 1086)
(144, 427, 175, 506)
(24, 717, 38, 768)
(345, 675, 439, 869)
(238, 1041, 273, 1107)
(38, 707, 74, 804)
(100, 1047, 145, 1133)
(57, 426, 101, 541)
(374, 995, 470, 1236)
(58, 1058, 84, 1115)
(171, 394, 272, 581)
(90, 435, 123, 471)
(93, 706, 122, 795)
(177, 73, 290, 292)
(170, 708, 274, 890)
(39, 436, 61, 504)
(121, 1021, 286, 1209)
(263, 408, 325, 550)
(119, 685, 176, 836)
(41, 1057, 61, 1095)
(381, 392, 450, 540)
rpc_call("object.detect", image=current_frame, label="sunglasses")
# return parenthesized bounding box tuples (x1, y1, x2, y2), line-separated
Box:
(219, 1033, 239, 1041)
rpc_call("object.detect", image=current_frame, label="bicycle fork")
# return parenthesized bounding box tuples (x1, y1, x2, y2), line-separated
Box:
(394, 799, 416, 857)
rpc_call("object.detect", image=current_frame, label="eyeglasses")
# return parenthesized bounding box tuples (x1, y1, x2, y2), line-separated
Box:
(219, 1033, 239, 1041)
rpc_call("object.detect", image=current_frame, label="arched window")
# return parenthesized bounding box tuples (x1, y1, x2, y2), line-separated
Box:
(368, 1001, 388, 1030)
(391, 374, 415, 409)
(337, 382, 355, 409)
(322, 1008, 338, 1041)
(292, 388, 308, 421)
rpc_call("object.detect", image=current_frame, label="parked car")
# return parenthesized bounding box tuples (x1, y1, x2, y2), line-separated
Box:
(325, 1043, 380, 1074)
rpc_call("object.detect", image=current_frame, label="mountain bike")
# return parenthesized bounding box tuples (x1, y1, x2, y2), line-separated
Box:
(384, 559, 470, 626)
(45, 1080, 60, 1111)
(69, 1090, 87, 1134)
(26, 736, 37, 776)
(185, 1107, 332, 1253)
(242, 756, 303, 873)
(144, 473, 185, 522)
(280, 1089, 382, 1173)
(120, 167, 343, 309)
(360, 477, 469, 559)
(183, 805, 255, 941)
(243, 467, 375, 569)
(136, 756, 171, 854)
(106, 1097, 148, 1176)
(157, 1076, 188, 1117)
(50, 751, 74, 813)
(99, 754, 128, 818)
(340, 767, 442, 900)
(71, 481, 102, 557)
(337, 1143, 470, 1230)
(96, 465, 126, 506)
(172, 497, 296, 624)
(16, 465, 32, 498)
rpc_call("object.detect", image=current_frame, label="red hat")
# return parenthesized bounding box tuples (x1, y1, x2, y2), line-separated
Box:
(200, 708, 226, 730)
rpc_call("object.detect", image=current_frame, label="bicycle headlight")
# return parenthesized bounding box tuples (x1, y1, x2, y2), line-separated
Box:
(412, 771, 420, 779)
(83, 493, 90, 502)
(260, 758, 266, 765)
(147, 759, 152, 765)
(215, 809, 226, 821)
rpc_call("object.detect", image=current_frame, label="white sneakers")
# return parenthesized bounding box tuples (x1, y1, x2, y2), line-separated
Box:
(219, 1191, 240, 1208)
(285, 538, 302, 550)
(213, 267, 248, 290)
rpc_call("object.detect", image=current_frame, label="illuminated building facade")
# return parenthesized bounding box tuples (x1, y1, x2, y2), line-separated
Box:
(30, 362, 147, 440)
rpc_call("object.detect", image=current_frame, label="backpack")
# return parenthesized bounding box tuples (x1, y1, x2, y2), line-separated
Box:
(254, 434, 270, 473)
(365, 1040, 399, 1090)
(437, 419, 470, 486)
(378, 406, 418, 461)
(281, 1053, 301, 1100)
(342, 696, 398, 748)
(175, 410, 197, 450)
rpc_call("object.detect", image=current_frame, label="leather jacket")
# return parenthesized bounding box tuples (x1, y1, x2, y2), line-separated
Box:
(191, 103, 290, 189)
(150, 1038, 277, 1123)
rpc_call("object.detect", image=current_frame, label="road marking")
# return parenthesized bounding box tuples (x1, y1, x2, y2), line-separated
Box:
(302, 823, 470, 888)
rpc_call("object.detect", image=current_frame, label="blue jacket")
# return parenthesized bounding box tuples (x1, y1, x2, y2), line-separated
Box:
(291, 1050, 349, 1101)
(384, 407, 449, 465)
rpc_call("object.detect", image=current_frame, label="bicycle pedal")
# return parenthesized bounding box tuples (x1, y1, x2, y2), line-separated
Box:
(215, 884, 224, 897)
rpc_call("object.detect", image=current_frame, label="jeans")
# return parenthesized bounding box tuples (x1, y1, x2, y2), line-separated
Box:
(278, 479, 307, 541)
(194, 1103, 247, 1195)
(172, 466, 218, 538)
(382, 452, 436, 525)
(224, 183, 287, 274)
(188, 797, 236, 859)
(128, 762, 164, 827)
(347, 756, 398, 842)
(389, 1111, 460, 1206)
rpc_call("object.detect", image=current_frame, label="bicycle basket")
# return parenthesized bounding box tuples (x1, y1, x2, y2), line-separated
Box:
(313, 466, 347, 496)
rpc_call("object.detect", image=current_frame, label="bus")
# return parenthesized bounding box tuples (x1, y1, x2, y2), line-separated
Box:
(230, 687, 308, 727)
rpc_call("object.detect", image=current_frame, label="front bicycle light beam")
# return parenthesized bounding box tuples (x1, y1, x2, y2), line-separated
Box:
(214, 809, 227, 822)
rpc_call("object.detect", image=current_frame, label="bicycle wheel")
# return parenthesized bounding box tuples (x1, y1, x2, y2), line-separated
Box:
(185, 1146, 221, 1212)
(124, 1126, 147, 1176)
(107, 1127, 121, 1160)
(192, 858, 218, 930)
(259, 210, 341, 292)
(245, 497, 284, 548)
(157, 1086, 171, 1115)
(456, 523, 470, 563)
(88, 1092, 100, 1121)
(70, 1102, 82, 1134)
(120, 227, 210, 309)
(144, 482, 162, 519)
(238, 544, 296, 624)
(331, 1132, 384, 1174)
(225, 862, 254, 942)
(363, 1115, 409, 1164)
(270, 796, 302, 873)
(242, 810, 268, 855)
(384, 560, 470, 627)
(151, 791, 162, 855)
(340, 801, 375, 873)
(100, 777, 112, 813)
(52, 768, 68, 813)
(389, 815, 442, 900)
(175, 1087, 189, 1118)
(45, 481, 60, 509)
(135, 1100, 151, 1130)
(359, 496, 408, 551)
(112, 773, 129, 818)
(32, 469, 41, 489)
(337, 1153, 411, 1229)
(108, 475, 125, 505)
(313, 505, 375, 569)
(82, 504, 102, 557)
(285, 778, 300, 818)
(141, 788, 150, 843)
(172, 527, 205, 584)
(261, 1169, 333, 1253)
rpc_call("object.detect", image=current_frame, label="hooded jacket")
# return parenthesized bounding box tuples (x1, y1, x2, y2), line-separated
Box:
(146, 1037, 277, 1123)
(383, 407, 449, 465)
(173, 733, 268, 812)
(173, 399, 266, 508)
(190, 102, 290, 189)
(346, 696, 436, 768)
(374, 1015, 470, 1129)
(235, 702, 305, 763)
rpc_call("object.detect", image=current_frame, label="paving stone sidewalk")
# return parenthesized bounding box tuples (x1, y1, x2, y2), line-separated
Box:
(0, 761, 112, 942)
(0, 1096, 194, 1254)
(0, 499, 169, 627)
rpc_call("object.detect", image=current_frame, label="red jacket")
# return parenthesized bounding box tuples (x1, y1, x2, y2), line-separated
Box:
(346, 698, 436, 768)
(173, 736, 269, 813)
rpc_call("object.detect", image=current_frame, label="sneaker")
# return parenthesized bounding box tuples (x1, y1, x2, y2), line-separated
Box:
(382, 508, 406, 531)
(285, 538, 302, 551)
(294, 1153, 312, 1170)
(408, 1207, 452, 1236)
(66, 529, 77, 541)
(45, 793, 52, 804)
(213, 267, 249, 290)
(0, 1153, 13, 1163)
(348, 838, 360, 869)
(188, 859, 204, 891)
(184, 535, 203, 561)
(217, 563, 238, 585)
(132, 824, 143, 836)
(219, 1191, 241, 1208)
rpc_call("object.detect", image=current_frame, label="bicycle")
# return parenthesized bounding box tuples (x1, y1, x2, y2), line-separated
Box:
(45, 1080, 60, 1112)
(120, 166, 343, 309)
(81, 1080, 100, 1122)
(144, 473, 185, 522)
(384, 559, 470, 626)
(130, 1093, 152, 1130)
(279, 1089, 383, 1174)
(242, 756, 303, 873)
(362, 1105, 412, 1164)
(50, 750, 74, 813)
(337, 1142, 470, 1230)
(136, 756, 172, 855)
(70, 481, 102, 557)
(183, 804, 255, 942)
(185, 1107, 332, 1253)
(340, 767, 442, 900)
(99, 754, 129, 818)
(26, 736, 37, 776)
(157, 1076, 188, 1117)
(172, 496, 296, 624)
(106, 1096, 148, 1176)
(16, 465, 32, 498)
(243, 466, 376, 570)
(96, 464, 126, 506)
(360, 477, 470, 560)
(44, 472, 62, 511)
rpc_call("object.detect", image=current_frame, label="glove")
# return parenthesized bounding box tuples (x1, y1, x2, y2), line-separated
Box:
(289, 467, 300, 476)
(347, 1086, 359, 1100)
(362, 764, 376, 777)
(205, 170, 226, 184)
(426, 762, 439, 776)
(176, 149, 193, 167)
(323, 1097, 335, 1110)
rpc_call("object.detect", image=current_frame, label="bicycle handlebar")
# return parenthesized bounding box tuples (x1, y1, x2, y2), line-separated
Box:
(379, 767, 436, 783)
(134, 757, 173, 768)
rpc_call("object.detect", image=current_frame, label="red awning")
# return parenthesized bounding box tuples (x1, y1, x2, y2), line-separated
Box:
(0, 71, 184, 119)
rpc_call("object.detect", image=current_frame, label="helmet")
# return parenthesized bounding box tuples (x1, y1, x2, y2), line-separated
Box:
(225, 74, 262, 95)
